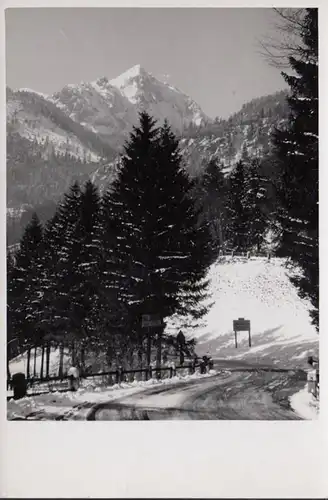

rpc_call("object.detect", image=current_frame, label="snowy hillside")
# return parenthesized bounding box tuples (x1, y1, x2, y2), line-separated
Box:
(7, 88, 102, 162)
(180, 90, 289, 175)
(166, 257, 318, 369)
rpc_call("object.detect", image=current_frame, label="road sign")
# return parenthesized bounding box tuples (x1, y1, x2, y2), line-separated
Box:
(233, 318, 251, 348)
(142, 314, 163, 328)
(233, 318, 250, 331)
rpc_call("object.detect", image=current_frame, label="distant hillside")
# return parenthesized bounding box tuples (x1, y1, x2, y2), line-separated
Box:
(179, 90, 289, 176)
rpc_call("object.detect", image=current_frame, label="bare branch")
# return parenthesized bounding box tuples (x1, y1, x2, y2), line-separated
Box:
(258, 8, 307, 69)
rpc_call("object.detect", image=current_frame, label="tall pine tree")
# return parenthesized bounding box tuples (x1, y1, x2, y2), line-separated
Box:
(225, 161, 249, 250)
(273, 8, 318, 328)
(106, 113, 212, 348)
(200, 158, 227, 251)
(8, 213, 45, 375)
(243, 159, 268, 252)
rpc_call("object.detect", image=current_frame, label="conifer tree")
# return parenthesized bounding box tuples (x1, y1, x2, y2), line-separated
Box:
(45, 182, 82, 341)
(243, 159, 268, 252)
(200, 158, 227, 250)
(73, 180, 102, 342)
(106, 112, 212, 348)
(273, 8, 318, 328)
(225, 161, 250, 250)
(8, 214, 45, 358)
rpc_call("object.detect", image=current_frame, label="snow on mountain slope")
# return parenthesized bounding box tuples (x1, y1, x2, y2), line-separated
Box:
(166, 257, 318, 369)
(51, 78, 138, 149)
(50, 64, 209, 147)
(7, 88, 101, 162)
(110, 64, 208, 132)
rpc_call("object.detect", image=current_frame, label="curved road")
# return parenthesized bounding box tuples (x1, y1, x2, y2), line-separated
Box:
(85, 366, 305, 421)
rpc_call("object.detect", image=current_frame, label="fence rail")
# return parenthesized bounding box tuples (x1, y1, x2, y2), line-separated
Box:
(7, 361, 206, 401)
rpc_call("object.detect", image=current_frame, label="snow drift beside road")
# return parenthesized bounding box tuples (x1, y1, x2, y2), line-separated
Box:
(289, 385, 319, 419)
(166, 257, 318, 369)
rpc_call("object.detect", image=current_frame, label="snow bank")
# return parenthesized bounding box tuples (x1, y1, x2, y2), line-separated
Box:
(289, 385, 319, 420)
(166, 257, 318, 369)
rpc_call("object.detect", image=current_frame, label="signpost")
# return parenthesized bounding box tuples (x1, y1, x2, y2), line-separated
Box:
(233, 318, 251, 348)
(142, 314, 164, 368)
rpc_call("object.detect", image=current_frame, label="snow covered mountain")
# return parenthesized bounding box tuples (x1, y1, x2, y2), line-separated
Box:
(6, 65, 289, 245)
(7, 87, 114, 162)
(51, 64, 210, 146)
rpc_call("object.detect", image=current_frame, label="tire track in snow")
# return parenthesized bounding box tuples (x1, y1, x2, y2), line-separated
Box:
(88, 371, 302, 420)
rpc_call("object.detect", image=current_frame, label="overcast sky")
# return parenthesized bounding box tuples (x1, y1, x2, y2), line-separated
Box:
(5, 8, 287, 119)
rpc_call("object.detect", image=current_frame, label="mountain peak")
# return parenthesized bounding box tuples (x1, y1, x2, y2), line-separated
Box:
(110, 64, 149, 88)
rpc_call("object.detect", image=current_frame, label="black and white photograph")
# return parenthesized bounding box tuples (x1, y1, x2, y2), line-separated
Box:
(5, 7, 319, 422)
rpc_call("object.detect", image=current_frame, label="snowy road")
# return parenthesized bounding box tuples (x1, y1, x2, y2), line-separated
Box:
(8, 361, 308, 420)
(86, 366, 305, 421)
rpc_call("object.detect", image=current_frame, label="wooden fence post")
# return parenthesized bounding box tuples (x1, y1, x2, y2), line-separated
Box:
(40, 345, 45, 380)
(149, 365, 153, 379)
(170, 367, 173, 378)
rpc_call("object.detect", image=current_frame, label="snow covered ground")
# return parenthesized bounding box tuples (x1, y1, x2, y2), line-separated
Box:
(7, 370, 218, 420)
(289, 385, 319, 420)
(9, 346, 71, 378)
(166, 257, 319, 369)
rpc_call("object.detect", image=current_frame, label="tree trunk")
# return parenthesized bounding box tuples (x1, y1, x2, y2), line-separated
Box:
(33, 345, 38, 377)
(26, 347, 31, 379)
(46, 343, 51, 378)
(138, 347, 143, 369)
(156, 329, 163, 378)
(40, 344, 45, 380)
(58, 343, 64, 378)
(71, 341, 76, 366)
(147, 329, 151, 366)
(218, 216, 224, 248)
(80, 345, 85, 373)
